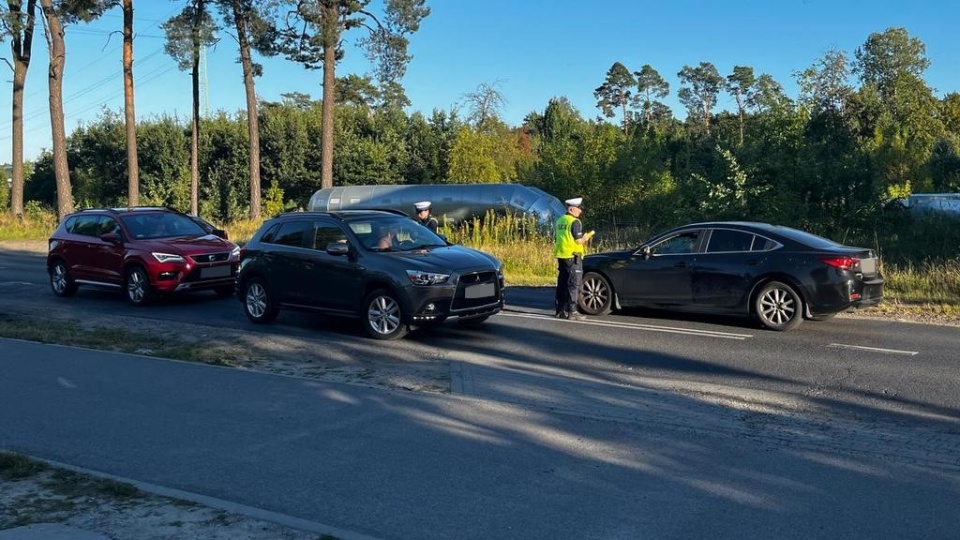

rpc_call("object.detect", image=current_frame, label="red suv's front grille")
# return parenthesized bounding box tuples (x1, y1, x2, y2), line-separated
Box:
(190, 251, 231, 264)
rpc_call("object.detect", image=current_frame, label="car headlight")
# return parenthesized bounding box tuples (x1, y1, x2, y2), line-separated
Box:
(230, 246, 241, 260)
(406, 269, 450, 286)
(152, 252, 185, 263)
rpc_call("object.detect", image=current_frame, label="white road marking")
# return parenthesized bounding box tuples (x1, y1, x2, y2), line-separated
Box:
(827, 343, 918, 356)
(498, 311, 753, 340)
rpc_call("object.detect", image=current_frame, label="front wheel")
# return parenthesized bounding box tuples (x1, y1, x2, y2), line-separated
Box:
(49, 260, 78, 297)
(362, 289, 409, 340)
(754, 281, 803, 331)
(579, 272, 614, 316)
(125, 265, 154, 306)
(242, 277, 279, 324)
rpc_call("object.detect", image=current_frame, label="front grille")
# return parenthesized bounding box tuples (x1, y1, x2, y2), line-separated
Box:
(451, 270, 500, 311)
(191, 251, 231, 264)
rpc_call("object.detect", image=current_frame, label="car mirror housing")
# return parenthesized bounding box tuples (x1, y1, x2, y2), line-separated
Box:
(326, 242, 351, 256)
(101, 232, 122, 244)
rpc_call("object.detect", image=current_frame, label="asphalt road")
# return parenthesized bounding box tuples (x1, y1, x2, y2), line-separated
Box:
(2, 245, 960, 539)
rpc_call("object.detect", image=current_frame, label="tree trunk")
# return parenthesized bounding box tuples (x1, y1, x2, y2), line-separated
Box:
(319, 2, 338, 190)
(123, 0, 139, 207)
(736, 91, 745, 146)
(233, 2, 260, 218)
(9, 0, 37, 221)
(39, 0, 73, 219)
(189, 0, 204, 216)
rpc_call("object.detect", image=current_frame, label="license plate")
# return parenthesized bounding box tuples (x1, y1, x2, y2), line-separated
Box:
(464, 282, 495, 299)
(200, 265, 231, 279)
(859, 258, 877, 275)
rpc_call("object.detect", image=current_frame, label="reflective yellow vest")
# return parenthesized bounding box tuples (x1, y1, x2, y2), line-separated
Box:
(554, 214, 584, 259)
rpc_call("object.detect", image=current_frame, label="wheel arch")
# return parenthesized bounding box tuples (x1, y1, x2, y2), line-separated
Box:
(747, 273, 811, 317)
(584, 268, 622, 310)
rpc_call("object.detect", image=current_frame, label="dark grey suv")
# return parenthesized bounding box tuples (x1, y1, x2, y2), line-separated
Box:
(236, 211, 505, 339)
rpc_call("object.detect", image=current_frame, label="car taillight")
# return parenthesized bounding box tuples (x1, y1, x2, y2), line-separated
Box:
(821, 256, 857, 270)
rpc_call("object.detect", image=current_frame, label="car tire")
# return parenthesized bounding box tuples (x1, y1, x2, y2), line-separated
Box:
(125, 265, 154, 306)
(362, 289, 409, 340)
(49, 259, 78, 297)
(242, 277, 278, 324)
(579, 272, 614, 316)
(754, 280, 803, 331)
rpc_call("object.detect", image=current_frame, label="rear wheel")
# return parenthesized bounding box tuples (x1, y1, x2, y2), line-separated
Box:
(49, 260, 78, 297)
(754, 281, 803, 331)
(242, 277, 278, 324)
(362, 289, 409, 340)
(125, 265, 154, 306)
(579, 272, 614, 316)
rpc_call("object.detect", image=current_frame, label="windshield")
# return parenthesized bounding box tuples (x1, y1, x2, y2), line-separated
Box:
(120, 213, 208, 240)
(350, 216, 447, 252)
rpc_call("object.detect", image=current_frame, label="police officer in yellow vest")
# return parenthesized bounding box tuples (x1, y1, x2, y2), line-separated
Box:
(554, 197, 594, 320)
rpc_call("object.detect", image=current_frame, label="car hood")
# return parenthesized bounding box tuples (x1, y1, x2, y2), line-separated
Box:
(142, 235, 237, 255)
(386, 245, 500, 273)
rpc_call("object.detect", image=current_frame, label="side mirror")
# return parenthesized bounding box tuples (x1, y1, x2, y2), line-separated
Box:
(641, 245, 651, 258)
(101, 232, 122, 244)
(326, 242, 350, 256)
(212, 228, 228, 240)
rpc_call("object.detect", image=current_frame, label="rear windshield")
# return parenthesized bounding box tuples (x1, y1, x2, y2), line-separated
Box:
(774, 227, 841, 249)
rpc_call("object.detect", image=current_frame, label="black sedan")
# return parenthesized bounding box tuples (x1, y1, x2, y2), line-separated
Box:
(578, 222, 884, 331)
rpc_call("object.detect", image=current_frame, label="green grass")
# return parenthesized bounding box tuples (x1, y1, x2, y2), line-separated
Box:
(0, 212, 56, 240)
(0, 451, 150, 529)
(0, 314, 242, 366)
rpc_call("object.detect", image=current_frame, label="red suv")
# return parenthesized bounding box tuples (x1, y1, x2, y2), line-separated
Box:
(47, 207, 240, 305)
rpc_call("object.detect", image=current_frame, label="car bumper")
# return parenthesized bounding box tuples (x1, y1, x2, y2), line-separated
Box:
(808, 276, 884, 316)
(149, 262, 239, 293)
(404, 272, 504, 323)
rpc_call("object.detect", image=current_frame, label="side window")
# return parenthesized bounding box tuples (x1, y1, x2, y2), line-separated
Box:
(751, 235, 777, 251)
(70, 216, 102, 237)
(98, 217, 121, 237)
(651, 231, 701, 255)
(271, 221, 312, 248)
(311, 222, 348, 251)
(258, 224, 281, 244)
(706, 229, 754, 253)
(63, 216, 79, 234)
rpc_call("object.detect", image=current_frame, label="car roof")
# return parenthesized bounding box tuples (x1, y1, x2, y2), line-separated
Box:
(70, 207, 182, 217)
(268, 209, 411, 222)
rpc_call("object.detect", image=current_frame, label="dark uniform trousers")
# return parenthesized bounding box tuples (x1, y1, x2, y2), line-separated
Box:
(555, 255, 583, 315)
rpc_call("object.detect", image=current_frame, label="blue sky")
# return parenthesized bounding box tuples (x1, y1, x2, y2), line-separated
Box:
(1, 0, 957, 164)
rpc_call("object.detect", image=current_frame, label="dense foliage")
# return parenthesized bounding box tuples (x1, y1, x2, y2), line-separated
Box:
(11, 26, 960, 263)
